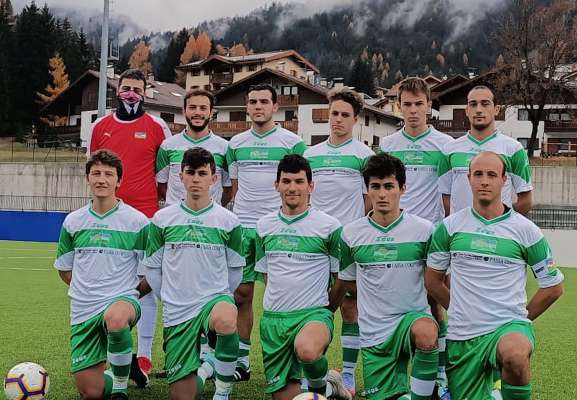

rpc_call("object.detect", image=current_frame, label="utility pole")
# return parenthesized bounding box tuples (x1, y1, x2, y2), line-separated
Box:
(97, 0, 109, 117)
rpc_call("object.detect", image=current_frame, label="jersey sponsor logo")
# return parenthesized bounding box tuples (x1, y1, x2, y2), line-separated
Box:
(72, 355, 88, 364)
(375, 235, 394, 242)
(249, 149, 270, 159)
(407, 143, 422, 150)
(134, 131, 147, 139)
(451, 252, 520, 266)
(373, 245, 398, 260)
(278, 227, 297, 234)
(470, 237, 498, 253)
(91, 223, 109, 228)
(475, 227, 495, 235)
(186, 218, 204, 225)
(403, 151, 425, 164)
(90, 232, 111, 244)
(327, 149, 342, 155)
(322, 158, 343, 167)
(187, 226, 209, 242)
(251, 141, 267, 146)
(276, 236, 300, 251)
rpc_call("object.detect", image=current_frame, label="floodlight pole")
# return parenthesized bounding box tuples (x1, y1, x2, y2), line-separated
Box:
(97, 0, 110, 117)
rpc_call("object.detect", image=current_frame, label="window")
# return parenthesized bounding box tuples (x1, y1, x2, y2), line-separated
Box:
(285, 110, 296, 121)
(376, 116, 381, 125)
(518, 138, 539, 150)
(234, 65, 243, 73)
(204, 85, 211, 91)
(248, 64, 257, 71)
(372, 136, 380, 146)
(312, 108, 329, 123)
(290, 70, 297, 77)
(91, 114, 98, 123)
(365, 115, 370, 126)
(496, 107, 505, 121)
(311, 135, 329, 145)
(230, 111, 247, 121)
(160, 112, 175, 123)
(192, 70, 201, 76)
(518, 109, 529, 121)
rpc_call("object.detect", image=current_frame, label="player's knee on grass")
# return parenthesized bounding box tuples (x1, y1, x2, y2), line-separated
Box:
(210, 302, 238, 334)
(234, 282, 254, 306)
(410, 317, 438, 351)
(295, 323, 331, 363)
(74, 367, 105, 400)
(341, 294, 358, 322)
(104, 301, 136, 331)
(497, 333, 532, 381)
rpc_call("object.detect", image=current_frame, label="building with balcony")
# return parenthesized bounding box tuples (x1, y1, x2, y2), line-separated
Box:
(176, 50, 320, 92)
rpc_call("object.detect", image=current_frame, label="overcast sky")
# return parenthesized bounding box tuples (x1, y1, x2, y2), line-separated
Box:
(12, 0, 302, 32)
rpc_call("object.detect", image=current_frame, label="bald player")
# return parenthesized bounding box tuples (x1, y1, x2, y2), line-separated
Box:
(426, 151, 563, 400)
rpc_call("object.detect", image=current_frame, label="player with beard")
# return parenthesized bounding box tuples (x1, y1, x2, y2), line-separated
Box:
(88, 69, 172, 386)
(438, 86, 533, 215)
(157, 89, 232, 206)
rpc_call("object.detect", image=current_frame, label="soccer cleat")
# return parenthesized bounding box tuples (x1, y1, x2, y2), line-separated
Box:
(129, 353, 149, 388)
(342, 371, 356, 397)
(327, 369, 352, 400)
(137, 356, 153, 376)
(232, 366, 251, 382)
(110, 393, 129, 400)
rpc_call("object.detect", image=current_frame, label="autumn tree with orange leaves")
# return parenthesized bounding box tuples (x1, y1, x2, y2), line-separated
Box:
(129, 40, 153, 76)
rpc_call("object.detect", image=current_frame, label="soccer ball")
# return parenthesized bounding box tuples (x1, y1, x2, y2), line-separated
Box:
(293, 393, 327, 400)
(4, 362, 50, 400)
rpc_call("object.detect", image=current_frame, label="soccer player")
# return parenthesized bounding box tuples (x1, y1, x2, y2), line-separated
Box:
(226, 84, 306, 380)
(304, 87, 374, 396)
(54, 150, 150, 400)
(255, 154, 350, 400)
(156, 89, 231, 206)
(379, 77, 453, 397)
(88, 68, 172, 381)
(143, 148, 244, 400)
(439, 85, 533, 215)
(426, 151, 564, 400)
(330, 153, 439, 400)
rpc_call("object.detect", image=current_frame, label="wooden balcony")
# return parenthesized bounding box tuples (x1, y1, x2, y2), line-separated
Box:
(544, 120, 577, 132)
(277, 94, 299, 107)
(210, 72, 233, 85)
(209, 121, 299, 136)
(428, 119, 470, 136)
(543, 139, 577, 156)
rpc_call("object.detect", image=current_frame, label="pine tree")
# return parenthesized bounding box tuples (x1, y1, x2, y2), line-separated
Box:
(158, 28, 189, 82)
(348, 53, 375, 96)
(128, 40, 153, 75)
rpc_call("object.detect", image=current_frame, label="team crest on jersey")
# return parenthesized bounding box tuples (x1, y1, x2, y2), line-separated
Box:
(374, 245, 398, 260)
(470, 237, 498, 253)
(134, 132, 147, 139)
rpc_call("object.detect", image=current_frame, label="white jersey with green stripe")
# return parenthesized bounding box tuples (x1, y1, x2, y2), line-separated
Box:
(156, 131, 230, 205)
(339, 212, 434, 347)
(380, 127, 454, 224)
(54, 201, 149, 325)
(305, 138, 374, 224)
(438, 131, 533, 214)
(255, 208, 341, 312)
(226, 126, 306, 228)
(143, 201, 245, 327)
(427, 207, 564, 340)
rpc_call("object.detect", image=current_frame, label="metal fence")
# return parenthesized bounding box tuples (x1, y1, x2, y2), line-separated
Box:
(528, 207, 577, 230)
(0, 137, 85, 162)
(0, 195, 90, 212)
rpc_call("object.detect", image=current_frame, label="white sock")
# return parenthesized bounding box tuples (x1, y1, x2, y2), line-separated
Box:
(325, 383, 333, 397)
(197, 361, 214, 382)
(136, 293, 157, 359)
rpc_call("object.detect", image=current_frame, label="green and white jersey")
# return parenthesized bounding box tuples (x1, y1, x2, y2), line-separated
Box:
(156, 131, 230, 205)
(427, 207, 564, 340)
(54, 201, 149, 325)
(226, 126, 306, 228)
(143, 201, 245, 327)
(305, 138, 374, 224)
(438, 131, 532, 214)
(339, 212, 434, 347)
(380, 127, 454, 224)
(255, 208, 341, 312)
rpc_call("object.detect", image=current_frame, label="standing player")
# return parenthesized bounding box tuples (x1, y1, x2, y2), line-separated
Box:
(304, 88, 374, 396)
(426, 151, 564, 400)
(226, 84, 306, 380)
(88, 68, 172, 381)
(143, 148, 244, 400)
(54, 150, 150, 400)
(379, 77, 453, 397)
(156, 89, 231, 206)
(439, 85, 533, 215)
(330, 153, 439, 400)
(255, 154, 350, 400)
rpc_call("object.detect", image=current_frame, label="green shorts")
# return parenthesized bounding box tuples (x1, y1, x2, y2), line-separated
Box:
(260, 307, 334, 394)
(447, 320, 535, 400)
(362, 311, 434, 399)
(70, 296, 141, 373)
(163, 295, 235, 384)
(241, 227, 258, 283)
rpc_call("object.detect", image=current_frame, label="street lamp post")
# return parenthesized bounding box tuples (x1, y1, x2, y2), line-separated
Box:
(97, 0, 109, 117)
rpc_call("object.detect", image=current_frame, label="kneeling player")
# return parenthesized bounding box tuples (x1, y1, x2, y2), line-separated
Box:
(143, 148, 244, 400)
(330, 153, 439, 400)
(55, 150, 150, 400)
(426, 151, 564, 400)
(255, 155, 351, 400)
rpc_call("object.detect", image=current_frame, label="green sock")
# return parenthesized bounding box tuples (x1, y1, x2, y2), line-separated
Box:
(501, 383, 531, 400)
(411, 348, 439, 399)
(215, 332, 239, 394)
(107, 327, 132, 395)
(341, 321, 360, 375)
(301, 355, 328, 394)
(237, 338, 250, 370)
(437, 320, 448, 385)
(103, 370, 113, 398)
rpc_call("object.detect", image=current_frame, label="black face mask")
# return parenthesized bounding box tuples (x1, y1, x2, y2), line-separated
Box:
(115, 98, 145, 121)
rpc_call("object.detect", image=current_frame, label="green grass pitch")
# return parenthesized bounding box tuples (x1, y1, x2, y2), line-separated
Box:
(0, 240, 575, 399)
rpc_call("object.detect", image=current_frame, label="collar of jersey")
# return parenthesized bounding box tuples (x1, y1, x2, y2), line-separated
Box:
(183, 130, 212, 144)
(367, 210, 404, 233)
(89, 200, 121, 220)
(180, 200, 214, 216)
(401, 126, 431, 142)
(278, 208, 310, 225)
(251, 125, 278, 139)
(470, 206, 511, 225)
(466, 130, 498, 146)
(327, 137, 353, 148)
